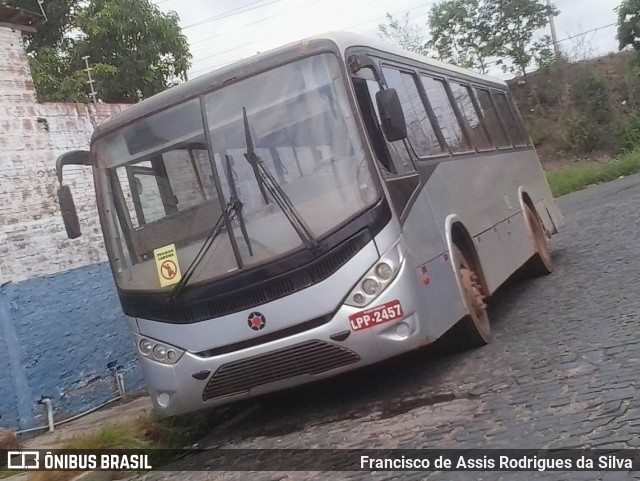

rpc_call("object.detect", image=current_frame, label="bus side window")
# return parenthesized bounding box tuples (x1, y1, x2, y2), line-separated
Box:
(352, 77, 395, 173)
(493, 91, 528, 147)
(449, 82, 493, 151)
(352, 73, 419, 219)
(130, 168, 165, 225)
(420, 75, 470, 153)
(120, 162, 169, 227)
(381, 67, 445, 158)
(475, 88, 511, 149)
(352, 74, 415, 175)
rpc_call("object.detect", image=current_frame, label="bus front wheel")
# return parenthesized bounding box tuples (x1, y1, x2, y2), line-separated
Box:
(452, 244, 491, 347)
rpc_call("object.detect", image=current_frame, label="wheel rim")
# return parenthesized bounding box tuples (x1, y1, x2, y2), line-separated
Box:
(460, 267, 486, 317)
(526, 205, 552, 268)
(453, 246, 490, 338)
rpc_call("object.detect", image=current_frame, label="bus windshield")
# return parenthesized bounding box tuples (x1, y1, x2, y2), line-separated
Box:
(93, 53, 381, 292)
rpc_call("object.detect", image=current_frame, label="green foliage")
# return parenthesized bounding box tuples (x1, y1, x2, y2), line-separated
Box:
(531, 36, 556, 71)
(486, 0, 558, 76)
(426, 0, 492, 73)
(546, 149, 640, 196)
(613, 110, 640, 151)
(378, 13, 430, 55)
(28, 408, 225, 481)
(617, 0, 640, 51)
(6, 0, 191, 103)
(5, 0, 80, 52)
(562, 114, 602, 153)
(570, 71, 608, 121)
(380, 0, 558, 76)
(529, 130, 547, 146)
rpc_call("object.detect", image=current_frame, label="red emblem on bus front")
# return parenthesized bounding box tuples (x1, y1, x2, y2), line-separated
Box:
(248, 312, 266, 331)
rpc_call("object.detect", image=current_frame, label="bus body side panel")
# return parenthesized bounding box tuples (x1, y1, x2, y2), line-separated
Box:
(422, 150, 554, 295)
(399, 183, 467, 343)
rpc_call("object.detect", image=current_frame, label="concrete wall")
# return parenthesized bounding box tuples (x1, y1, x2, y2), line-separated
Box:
(0, 25, 144, 430)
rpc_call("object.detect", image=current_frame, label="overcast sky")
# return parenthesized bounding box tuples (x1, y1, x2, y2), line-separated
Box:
(155, 0, 622, 80)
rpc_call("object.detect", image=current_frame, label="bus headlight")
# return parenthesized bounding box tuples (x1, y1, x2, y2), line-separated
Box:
(137, 337, 184, 365)
(152, 345, 167, 360)
(139, 339, 153, 356)
(375, 262, 394, 280)
(362, 278, 380, 295)
(345, 242, 404, 308)
(352, 292, 366, 305)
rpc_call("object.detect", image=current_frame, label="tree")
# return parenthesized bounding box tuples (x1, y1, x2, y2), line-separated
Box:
(6, 0, 81, 52)
(6, 0, 191, 103)
(379, 0, 558, 77)
(484, 0, 558, 76)
(378, 13, 430, 55)
(617, 0, 640, 51)
(427, 0, 493, 73)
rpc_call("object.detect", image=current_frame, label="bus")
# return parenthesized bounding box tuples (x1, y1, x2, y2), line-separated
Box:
(55, 32, 562, 417)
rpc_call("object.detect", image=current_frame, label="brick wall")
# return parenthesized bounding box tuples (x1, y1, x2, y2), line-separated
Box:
(0, 25, 144, 431)
(0, 26, 129, 285)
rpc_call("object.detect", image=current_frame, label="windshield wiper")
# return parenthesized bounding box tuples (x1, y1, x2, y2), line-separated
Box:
(242, 107, 318, 250)
(170, 203, 236, 302)
(225, 154, 253, 256)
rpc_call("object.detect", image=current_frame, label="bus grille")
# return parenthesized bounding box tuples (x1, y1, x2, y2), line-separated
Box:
(202, 340, 360, 401)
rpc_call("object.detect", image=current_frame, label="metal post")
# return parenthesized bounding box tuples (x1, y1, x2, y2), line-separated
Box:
(116, 371, 127, 400)
(82, 55, 98, 104)
(38, 397, 54, 433)
(546, 0, 560, 58)
(109, 361, 127, 400)
(36, 0, 48, 22)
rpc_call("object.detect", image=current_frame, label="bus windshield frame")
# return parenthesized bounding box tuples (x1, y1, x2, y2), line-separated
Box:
(92, 52, 383, 294)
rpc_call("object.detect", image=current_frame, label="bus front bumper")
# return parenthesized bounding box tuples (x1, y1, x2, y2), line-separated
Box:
(134, 258, 429, 418)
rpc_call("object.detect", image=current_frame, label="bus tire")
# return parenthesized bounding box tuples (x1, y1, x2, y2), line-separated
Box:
(452, 244, 491, 348)
(523, 203, 553, 277)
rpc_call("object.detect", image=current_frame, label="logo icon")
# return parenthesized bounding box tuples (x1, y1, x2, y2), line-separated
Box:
(247, 312, 266, 331)
(7, 451, 40, 470)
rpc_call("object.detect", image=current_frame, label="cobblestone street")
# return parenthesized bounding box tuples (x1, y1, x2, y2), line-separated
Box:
(139, 175, 640, 480)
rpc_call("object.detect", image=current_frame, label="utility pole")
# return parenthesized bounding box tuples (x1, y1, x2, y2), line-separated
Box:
(546, 0, 560, 58)
(82, 55, 98, 104)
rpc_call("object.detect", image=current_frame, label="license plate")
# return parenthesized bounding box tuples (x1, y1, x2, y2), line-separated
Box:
(349, 300, 404, 331)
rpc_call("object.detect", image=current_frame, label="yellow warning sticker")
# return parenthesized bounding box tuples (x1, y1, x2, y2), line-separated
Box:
(153, 243, 182, 288)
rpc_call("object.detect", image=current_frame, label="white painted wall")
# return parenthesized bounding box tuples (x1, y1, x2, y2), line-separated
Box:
(0, 26, 130, 284)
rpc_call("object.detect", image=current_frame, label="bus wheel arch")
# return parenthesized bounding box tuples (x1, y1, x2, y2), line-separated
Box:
(445, 216, 491, 347)
(517, 189, 554, 276)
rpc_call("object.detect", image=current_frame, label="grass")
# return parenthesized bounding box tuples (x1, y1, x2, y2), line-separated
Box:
(546, 148, 640, 196)
(24, 409, 223, 481)
(0, 472, 23, 480)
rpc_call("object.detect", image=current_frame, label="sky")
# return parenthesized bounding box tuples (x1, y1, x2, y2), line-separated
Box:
(154, 0, 623, 80)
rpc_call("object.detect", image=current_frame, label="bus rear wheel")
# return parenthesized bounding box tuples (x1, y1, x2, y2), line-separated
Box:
(452, 245, 491, 347)
(523, 203, 553, 276)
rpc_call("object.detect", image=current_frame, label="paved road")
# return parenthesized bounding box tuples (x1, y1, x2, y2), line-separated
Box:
(142, 174, 640, 480)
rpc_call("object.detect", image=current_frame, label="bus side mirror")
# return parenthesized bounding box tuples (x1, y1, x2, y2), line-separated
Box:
(376, 89, 407, 142)
(56, 150, 91, 239)
(57, 185, 82, 239)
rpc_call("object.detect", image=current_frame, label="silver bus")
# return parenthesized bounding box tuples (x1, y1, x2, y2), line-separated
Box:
(56, 32, 562, 417)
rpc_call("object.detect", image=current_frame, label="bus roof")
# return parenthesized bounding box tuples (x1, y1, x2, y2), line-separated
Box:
(326, 31, 506, 86)
(92, 31, 507, 140)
